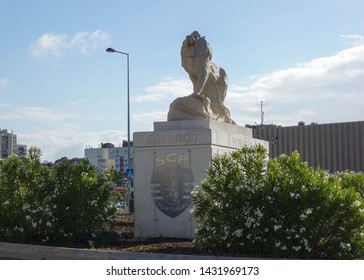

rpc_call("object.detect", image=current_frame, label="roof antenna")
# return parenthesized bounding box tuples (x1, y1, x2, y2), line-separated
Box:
(256, 98, 267, 126)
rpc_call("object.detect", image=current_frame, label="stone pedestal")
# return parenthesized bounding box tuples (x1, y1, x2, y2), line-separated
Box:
(133, 119, 268, 239)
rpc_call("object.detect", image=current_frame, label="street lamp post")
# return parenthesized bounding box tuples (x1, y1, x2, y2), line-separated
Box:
(106, 47, 131, 213)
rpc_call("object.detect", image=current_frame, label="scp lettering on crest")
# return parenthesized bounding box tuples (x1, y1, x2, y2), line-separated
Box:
(156, 153, 188, 166)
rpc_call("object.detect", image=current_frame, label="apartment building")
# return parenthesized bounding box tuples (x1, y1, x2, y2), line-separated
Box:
(0, 129, 27, 159)
(84, 141, 134, 173)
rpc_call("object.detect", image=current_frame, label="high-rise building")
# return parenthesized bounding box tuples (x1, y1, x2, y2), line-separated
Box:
(0, 129, 27, 159)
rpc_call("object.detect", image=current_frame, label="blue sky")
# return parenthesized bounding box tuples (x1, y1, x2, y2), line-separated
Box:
(1, 0, 363, 162)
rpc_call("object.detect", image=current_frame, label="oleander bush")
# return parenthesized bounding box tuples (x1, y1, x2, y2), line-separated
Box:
(192, 144, 364, 259)
(0, 147, 118, 247)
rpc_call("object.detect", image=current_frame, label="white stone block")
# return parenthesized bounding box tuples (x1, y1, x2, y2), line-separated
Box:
(134, 119, 268, 239)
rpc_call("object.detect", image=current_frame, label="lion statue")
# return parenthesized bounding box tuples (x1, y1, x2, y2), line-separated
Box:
(167, 31, 235, 124)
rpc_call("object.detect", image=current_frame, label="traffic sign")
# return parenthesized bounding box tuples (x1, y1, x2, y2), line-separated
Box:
(125, 168, 134, 179)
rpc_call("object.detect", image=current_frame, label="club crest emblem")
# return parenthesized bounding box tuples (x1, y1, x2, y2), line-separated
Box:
(151, 164, 194, 218)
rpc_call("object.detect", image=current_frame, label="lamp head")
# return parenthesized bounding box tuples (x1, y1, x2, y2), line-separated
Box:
(106, 48, 116, 53)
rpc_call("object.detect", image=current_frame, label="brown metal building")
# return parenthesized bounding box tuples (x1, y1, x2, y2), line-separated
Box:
(250, 121, 364, 172)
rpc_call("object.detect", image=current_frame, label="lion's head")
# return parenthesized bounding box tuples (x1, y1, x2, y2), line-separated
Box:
(181, 31, 212, 73)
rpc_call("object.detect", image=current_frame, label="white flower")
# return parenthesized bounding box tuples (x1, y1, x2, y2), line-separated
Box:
(88, 240, 94, 247)
(340, 242, 351, 250)
(25, 215, 31, 221)
(281, 246, 287, 251)
(32, 222, 37, 228)
(234, 229, 243, 237)
(353, 201, 361, 207)
(293, 245, 301, 251)
(255, 209, 263, 218)
(46, 221, 52, 227)
(290, 192, 300, 199)
(22, 204, 30, 210)
(275, 241, 281, 247)
(273, 225, 282, 231)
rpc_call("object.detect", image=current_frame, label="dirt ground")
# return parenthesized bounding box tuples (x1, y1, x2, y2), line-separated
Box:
(106, 213, 203, 255)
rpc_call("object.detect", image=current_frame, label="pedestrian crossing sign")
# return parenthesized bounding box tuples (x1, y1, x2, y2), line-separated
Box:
(125, 168, 134, 179)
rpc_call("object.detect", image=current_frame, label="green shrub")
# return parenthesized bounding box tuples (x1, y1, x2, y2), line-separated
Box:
(192, 144, 364, 259)
(0, 147, 117, 247)
(0, 148, 52, 243)
(47, 158, 117, 246)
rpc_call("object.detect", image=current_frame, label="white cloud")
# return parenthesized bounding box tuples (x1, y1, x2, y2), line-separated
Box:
(68, 98, 86, 106)
(133, 110, 167, 123)
(135, 78, 191, 102)
(29, 33, 68, 58)
(225, 44, 364, 126)
(341, 34, 364, 46)
(20, 127, 127, 162)
(70, 29, 111, 54)
(29, 29, 111, 58)
(0, 106, 77, 122)
(0, 77, 9, 90)
(20, 107, 77, 122)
